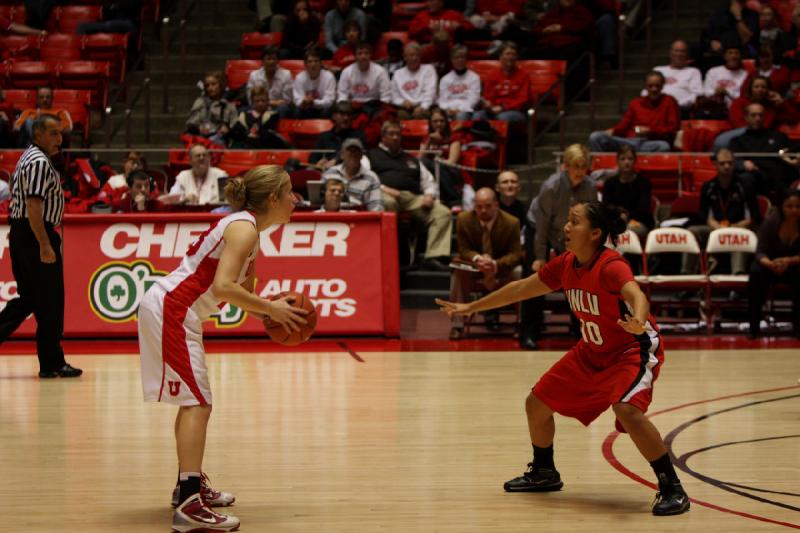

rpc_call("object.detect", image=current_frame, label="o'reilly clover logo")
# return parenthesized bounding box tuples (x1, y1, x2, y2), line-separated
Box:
(88, 261, 246, 327)
(89, 261, 166, 322)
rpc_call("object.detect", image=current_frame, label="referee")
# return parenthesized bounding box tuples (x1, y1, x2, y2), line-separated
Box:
(0, 114, 81, 378)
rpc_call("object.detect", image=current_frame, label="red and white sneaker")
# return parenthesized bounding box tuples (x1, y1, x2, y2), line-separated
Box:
(172, 473, 236, 508)
(172, 493, 240, 532)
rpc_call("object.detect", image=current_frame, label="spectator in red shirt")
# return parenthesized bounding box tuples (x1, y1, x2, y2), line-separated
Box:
(589, 71, 680, 153)
(473, 42, 530, 123)
(409, 0, 472, 44)
(112, 170, 164, 213)
(331, 20, 361, 71)
(714, 74, 799, 149)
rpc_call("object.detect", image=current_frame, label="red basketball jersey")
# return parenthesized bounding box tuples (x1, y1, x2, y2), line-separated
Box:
(538, 247, 660, 359)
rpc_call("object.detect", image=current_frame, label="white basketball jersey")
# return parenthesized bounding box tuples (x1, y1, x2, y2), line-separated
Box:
(156, 210, 258, 319)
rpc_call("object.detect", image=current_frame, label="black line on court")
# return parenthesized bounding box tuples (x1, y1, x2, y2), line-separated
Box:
(665, 393, 800, 513)
(337, 341, 364, 362)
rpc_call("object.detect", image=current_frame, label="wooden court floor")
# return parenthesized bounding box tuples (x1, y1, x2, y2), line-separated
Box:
(0, 347, 798, 532)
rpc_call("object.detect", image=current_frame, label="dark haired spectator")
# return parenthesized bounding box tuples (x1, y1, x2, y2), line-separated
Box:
(321, 138, 384, 211)
(495, 170, 527, 230)
(713, 75, 798, 149)
(99, 150, 144, 201)
(185, 72, 237, 146)
(76, 0, 141, 35)
(437, 45, 481, 120)
(421, 107, 465, 207)
(293, 49, 337, 118)
(14, 87, 72, 148)
(744, 45, 791, 97)
(681, 148, 760, 275)
(473, 42, 530, 124)
(167, 145, 228, 206)
(368, 120, 453, 271)
(113, 170, 163, 213)
(447, 187, 522, 340)
(324, 0, 367, 55)
(310, 102, 365, 168)
(377, 39, 406, 79)
(651, 40, 704, 117)
(780, 5, 800, 70)
(746, 189, 800, 338)
(392, 43, 438, 119)
(280, 0, 323, 59)
(758, 4, 789, 58)
(409, 0, 472, 44)
(246, 46, 293, 117)
(316, 179, 350, 212)
(729, 102, 797, 197)
(589, 71, 679, 153)
(420, 29, 454, 78)
(695, 0, 759, 72)
(331, 20, 361, 70)
(337, 41, 391, 116)
(596, 145, 653, 243)
(229, 85, 290, 149)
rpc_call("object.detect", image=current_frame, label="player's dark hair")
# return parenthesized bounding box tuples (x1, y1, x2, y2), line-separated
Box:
(583, 201, 628, 247)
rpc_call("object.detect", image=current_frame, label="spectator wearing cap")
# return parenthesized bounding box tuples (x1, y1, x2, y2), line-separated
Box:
(185, 71, 237, 146)
(167, 144, 228, 206)
(293, 48, 337, 118)
(368, 120, 453, 271)
(322, 138, 384, 211)
(391, 43, 438, 119)
(246, 45, 294, 118)
(310, 101, 366, 169)
(472, 42, 530, 124)
(324, 0, 367, 55)
(437, 45, 481, 121)
(588, 71, 679, 153)
(703, 45, 749, 107)
(337, 41, 392, 114)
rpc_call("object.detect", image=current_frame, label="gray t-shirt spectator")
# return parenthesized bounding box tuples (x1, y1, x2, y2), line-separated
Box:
(527, 171, 598, 261)
(323, 6, 367, 54)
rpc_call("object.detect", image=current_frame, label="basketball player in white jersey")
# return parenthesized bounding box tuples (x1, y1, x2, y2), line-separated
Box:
(138, 165, 308, 532)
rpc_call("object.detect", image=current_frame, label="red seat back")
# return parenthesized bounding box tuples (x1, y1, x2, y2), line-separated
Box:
(2, 89, 37, 111)
(0, 150, 24, 176)
(225, 59, 261, 90)
(278, 119, 334, 149)
(57, 60, 111, 108)
(53, 89, 92, 141)
(52, 5, 103, 33)
(520, 60, 567, 106)
(240, 32, 282, 60)
(39, 33, 84, 62)
(0, 35, 41, 60)
(5, 61, 55, 89)
(637, 154, 681, 202)
(278, 60, 304, 78)
(82, 33, 130, 84)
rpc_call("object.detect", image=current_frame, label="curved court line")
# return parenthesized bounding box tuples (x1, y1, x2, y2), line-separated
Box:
(602, 385, 800, 529)
(677, 435, 800, 499)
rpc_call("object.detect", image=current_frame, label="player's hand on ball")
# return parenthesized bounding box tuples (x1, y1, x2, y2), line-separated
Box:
(266, 295, 308, 334)
(435, 298, 472, 318)
(617, 314, 645, 335)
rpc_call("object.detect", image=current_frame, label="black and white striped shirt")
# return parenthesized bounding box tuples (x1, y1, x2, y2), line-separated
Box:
(10, 144, 65, 226)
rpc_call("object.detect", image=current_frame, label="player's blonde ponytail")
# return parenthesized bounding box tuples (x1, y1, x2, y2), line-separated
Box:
(224, 165, 289, 213)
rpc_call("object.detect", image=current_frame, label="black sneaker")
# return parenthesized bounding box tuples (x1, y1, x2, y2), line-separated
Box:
(39, 364, 83, 379)
(652, 482, 690, 516)
(503, 463, 564, 492)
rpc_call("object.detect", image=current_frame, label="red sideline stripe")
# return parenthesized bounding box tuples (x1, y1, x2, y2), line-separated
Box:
(602, 385, 800, 529)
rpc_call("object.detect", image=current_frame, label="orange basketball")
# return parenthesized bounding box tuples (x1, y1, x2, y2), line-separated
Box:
(263, 291, 317, 346)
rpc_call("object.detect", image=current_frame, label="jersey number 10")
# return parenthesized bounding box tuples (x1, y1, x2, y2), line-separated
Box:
(579, 318, 604, 346)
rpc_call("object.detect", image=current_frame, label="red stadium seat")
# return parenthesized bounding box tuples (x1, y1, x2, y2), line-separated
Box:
(590, 153, 618, 170)
(637, 153, 681, 202)
(0, 35, 42, 60)
(0, 169, 9, 182)
(0, 150, 24, 176)
(392, 2, 426, 31)
(0, 5, 26, 25)
(52, 5, 103, 33)
(779, 122, 800, 141)
(56, 60, 111, 109)
(466, 60, 498, 80)
(679, 119, 731, 152)
(262, 150, 311, 166)
(374, 32, 410, 60)
(240, 32, 282, 60)
(680, 153, 716, 192)
(667, 191, 700, 218)
(82, 33, 130, 84)
(218, 150, 269, 176)
(278, 119, 334, 149)
(4, 61, 55, 89)
(400, 119, 429, 150)
(742, 58, 756, 76)
(278, 59, 304, 78)
(39, 34, 84, 62)
(2, 89, 37, 111)
(53, 89, 92, 143)
(224, 59, 261, 91)
(464, 40, 493, 60)
(520, 60, 567, 106)
(704, 227, 758, 332)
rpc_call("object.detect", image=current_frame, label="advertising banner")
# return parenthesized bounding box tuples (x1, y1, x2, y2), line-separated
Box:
(0, 212, 401, 338)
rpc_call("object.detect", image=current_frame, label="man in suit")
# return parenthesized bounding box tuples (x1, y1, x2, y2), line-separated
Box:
(448, 187, 522, 340)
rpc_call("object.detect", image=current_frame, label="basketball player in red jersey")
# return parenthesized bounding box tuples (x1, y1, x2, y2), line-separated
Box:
(138, 165, 309, 532)
(437, 201, 690, 515)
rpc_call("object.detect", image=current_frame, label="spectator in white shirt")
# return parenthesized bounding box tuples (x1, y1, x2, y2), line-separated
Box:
(437, 44, 481, 120)
(651, 40, 703, 117)
(293, 48, 337, 118)
(337, 41, 392, 117)
(246, 45, 294, 117)
(704, 45, 749, 107)
(167, 144, 228, 206)
(391, 43, 438, 119)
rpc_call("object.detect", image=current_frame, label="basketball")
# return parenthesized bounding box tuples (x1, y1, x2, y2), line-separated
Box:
(262, 291, 317, 346)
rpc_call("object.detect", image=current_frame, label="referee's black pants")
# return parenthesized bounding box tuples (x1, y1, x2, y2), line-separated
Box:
(0, 219, 66, 372)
